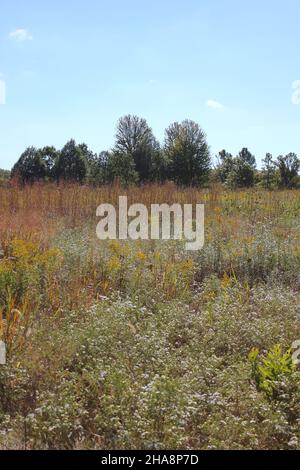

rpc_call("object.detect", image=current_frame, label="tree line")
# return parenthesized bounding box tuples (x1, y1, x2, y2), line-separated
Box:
(8, 115, 300, 189)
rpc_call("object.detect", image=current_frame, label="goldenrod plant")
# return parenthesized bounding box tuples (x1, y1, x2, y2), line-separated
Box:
(0, 184, 299, 449)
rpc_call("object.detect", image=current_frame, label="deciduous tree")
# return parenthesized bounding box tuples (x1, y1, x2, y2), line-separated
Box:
(164, 120, 211, 186)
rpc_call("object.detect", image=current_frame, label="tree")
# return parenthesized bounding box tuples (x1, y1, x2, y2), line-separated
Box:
(164, 120, 211, 186)
(114, 115, 160, 182)
(0, 169, 10, 186)
(215, 148, 256, 188)
(261, 153, 276, 189)
(227, 158, 255, 188)
(238, 148, 256, 167)
(149, 150, 169, 183)
(0, 169, 10, 180)
(216, 150, 234, 183)
(275, 153, 299, 188)
(78, 143, 96, 166)
(88, 151, 111, 185)
(107, 151, 138, 186)
(11, 147, 46, 184)
(56, 140, 87, 183)
(38, 146, 59, 180)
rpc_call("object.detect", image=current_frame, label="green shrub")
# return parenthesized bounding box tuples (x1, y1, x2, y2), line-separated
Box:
(249, 344, 295, 398)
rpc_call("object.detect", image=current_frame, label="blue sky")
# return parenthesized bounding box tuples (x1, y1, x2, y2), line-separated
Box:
(1, 0, 300, 169)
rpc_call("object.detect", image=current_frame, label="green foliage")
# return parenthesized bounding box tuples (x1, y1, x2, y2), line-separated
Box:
(261, 153, 277, 189)
(0, 181, 300, 449)
(216, 148, 255, 188)
(238, 148, 256, 167)
(56, 140, 87, 183)
(0, 239, 62, 311)
(8, 118, 300, 189)
(88, 151, 111, 185)
(0, 169, 10, 178)
(11, 147, 46, 184)
(0, 169, 10, 185)
(114, 115, 161, 183)
(1, 278, 300, 449)
(165, 120, 211, 186)
(38, 146, 60, 181)
(216, 150, 234, 183)
(249, 345, 295, 397)
(107, 151, 138, 186)
(227, 158, 255, 188)
(276, 153, 300, 188)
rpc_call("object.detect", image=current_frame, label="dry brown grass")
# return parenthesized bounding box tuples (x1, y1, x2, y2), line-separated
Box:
(0, 181, 298, 222)
(0, 182, 300, 450)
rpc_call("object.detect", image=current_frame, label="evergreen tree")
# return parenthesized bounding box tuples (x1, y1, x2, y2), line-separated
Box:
(38, 146, 59, 180)
(238, 148, 256, 167)
(216, 150, 234, 183)
(56, 140, 87, 183)
(261, 153, 276, 189)
(11, 147, 46, 184)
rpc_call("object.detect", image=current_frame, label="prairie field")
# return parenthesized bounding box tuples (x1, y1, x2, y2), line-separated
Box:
(0, 183, 300, 450)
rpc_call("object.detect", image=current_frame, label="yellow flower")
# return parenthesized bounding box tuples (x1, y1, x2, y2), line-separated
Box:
(109, 240, 122, 255)
(181, 259, 194, 271)
(11, 239, 38, 260)
(107, 256, 121, 272)
(136, 251, 146, 262)
(221, 272, 231, 289)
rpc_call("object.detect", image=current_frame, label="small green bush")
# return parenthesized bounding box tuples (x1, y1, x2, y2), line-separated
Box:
(249, 344, 295, 397)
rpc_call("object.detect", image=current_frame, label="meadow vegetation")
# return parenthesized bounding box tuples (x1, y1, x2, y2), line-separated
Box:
(0, 182, 299, 449)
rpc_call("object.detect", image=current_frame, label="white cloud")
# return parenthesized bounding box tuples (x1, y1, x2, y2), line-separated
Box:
(9, 29, 33, 42)
(206, 99, 224, 109)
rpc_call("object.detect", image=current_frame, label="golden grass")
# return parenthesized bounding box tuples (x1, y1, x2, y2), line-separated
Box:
(0, 181, 299, 223)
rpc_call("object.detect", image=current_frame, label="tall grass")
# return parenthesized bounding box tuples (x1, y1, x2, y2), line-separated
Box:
(0, 183, 299, 449)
